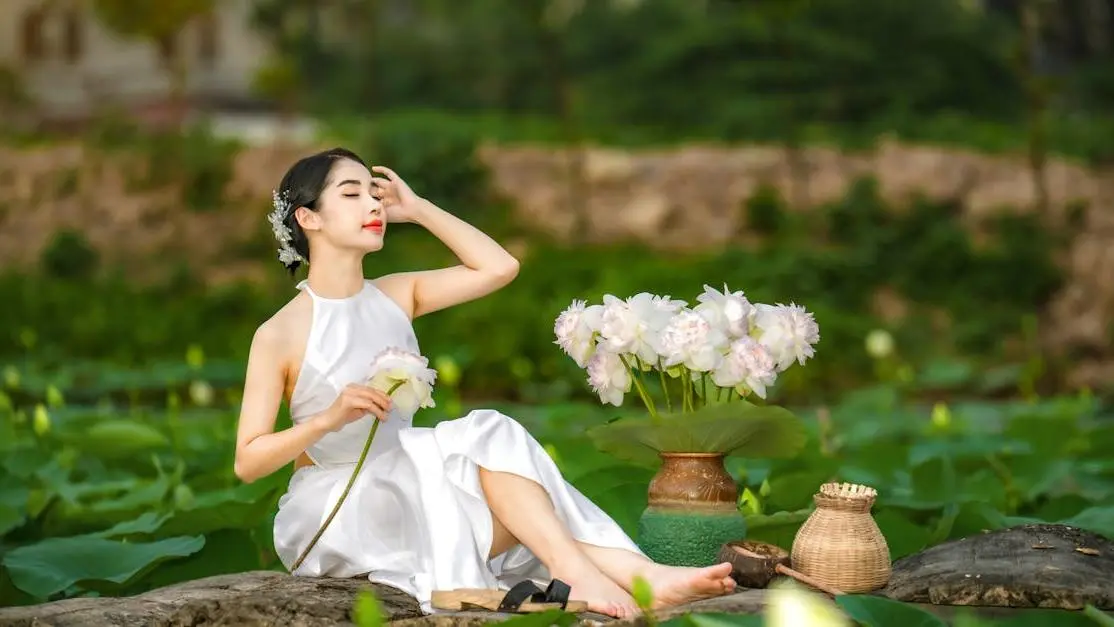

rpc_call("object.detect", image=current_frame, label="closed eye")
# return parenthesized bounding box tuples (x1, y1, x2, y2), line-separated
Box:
(343, 193, 359, 198)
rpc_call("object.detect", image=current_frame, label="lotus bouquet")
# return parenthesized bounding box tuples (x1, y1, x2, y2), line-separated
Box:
(554, 285, 818, 465)
(292, 347, 436, 571)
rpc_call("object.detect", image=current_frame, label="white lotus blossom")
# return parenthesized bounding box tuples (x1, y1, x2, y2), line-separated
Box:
(712, 336, 777, 399)
(598, 293, 682, 364)
(694, 284, 754, 339)
(753, 303, 820, 372)
(658, 309, 728, 372)
(367, 347, 438, 415)
(553, 299, 604, 367)
(586, 348, 631, 407)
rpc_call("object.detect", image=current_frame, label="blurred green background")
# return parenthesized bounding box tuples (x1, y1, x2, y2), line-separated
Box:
(3, 0, 1114, 622)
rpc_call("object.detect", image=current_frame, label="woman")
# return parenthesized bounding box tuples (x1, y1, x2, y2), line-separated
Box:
(233, 147, 736, 619)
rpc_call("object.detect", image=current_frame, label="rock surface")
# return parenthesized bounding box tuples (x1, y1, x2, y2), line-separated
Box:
(0, 570, 768, 627)
(883, 523, 1114, 610)
(0, 571, 422, 627)
(5, 526, 1114, 627)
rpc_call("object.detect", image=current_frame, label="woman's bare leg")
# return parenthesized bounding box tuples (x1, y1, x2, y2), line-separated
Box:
(487, 514, 518, 559)
(575, 543, 737, 608)
(478, 468, 638, 618)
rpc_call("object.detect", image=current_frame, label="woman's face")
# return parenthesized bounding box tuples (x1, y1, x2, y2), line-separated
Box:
(300, 158, 386, 254)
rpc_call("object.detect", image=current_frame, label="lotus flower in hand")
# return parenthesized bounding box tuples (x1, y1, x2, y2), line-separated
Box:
(367, 347, 438, 415)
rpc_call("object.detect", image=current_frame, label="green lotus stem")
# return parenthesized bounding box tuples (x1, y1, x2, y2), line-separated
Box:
(633, 357, 659, 416)
(681, 367, 693, 413)
(657, 358, 672, 412)
(291, 379, 405, 572)
(620, 354, 656, 417)
(700, 374, 708, 408)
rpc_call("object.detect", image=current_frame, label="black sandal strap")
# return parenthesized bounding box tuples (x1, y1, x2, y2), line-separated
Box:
(497, 580, 546, 612)
(544, 579, 572, 609)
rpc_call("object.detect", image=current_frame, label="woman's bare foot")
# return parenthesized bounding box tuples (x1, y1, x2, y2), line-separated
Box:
(552, 558, 641, 619)
(645, 562, 737, 609)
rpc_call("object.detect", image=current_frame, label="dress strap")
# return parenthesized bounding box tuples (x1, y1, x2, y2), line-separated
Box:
(295, 279, 372, 303)
(295, 279, 315, 298)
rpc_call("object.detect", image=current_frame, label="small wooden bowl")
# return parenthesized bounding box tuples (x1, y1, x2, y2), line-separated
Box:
(718, 539, 791, 588)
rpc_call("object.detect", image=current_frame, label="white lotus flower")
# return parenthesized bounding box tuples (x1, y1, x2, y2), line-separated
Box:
(586, 348, 631, 407)
(598, 293, 681, 364)
(766, 581, 850, 627)
(650, 293, 688, 318)
(367, 347, 438, 415)
(694, 283, 754, 339)
(753, 303, 820, 372)
(554, 299, 604, 367)
(711, 336, 777, 398)
(658, 309, 728, 372)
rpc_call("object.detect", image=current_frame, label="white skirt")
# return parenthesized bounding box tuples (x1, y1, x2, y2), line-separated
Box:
(272, 409, 644, 613)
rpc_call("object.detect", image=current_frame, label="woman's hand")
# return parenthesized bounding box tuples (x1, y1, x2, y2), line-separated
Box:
(318, 383, 392, 432)
(372, 165, 426, 224)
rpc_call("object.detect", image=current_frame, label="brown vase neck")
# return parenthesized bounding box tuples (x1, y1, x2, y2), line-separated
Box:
(647, 452, 738, 512)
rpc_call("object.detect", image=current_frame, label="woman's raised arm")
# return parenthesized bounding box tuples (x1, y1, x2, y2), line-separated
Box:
(371, 166, 520, 319)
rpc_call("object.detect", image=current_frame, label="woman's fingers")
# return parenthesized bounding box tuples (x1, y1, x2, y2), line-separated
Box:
(372, 165, 401, 182)
(369, 389, 393, 409)
(344, 385, 393, 421)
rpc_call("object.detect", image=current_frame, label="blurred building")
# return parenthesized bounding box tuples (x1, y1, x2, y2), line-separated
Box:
(0, 0, 271, 121)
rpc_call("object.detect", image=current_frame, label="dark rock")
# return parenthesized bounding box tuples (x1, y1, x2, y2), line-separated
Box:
(883, 523, 1114, 610)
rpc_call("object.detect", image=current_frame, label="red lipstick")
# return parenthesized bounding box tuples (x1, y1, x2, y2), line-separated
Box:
(363, 219, 384, 233)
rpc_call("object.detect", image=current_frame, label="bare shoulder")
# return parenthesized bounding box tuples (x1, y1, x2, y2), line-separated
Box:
(251, 293, 314, 393)
(371, 273, 416, 319)
(256, 293, 311, 346)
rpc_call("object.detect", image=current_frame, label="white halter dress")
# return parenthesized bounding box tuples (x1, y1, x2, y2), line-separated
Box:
(272, 280, 644, 613)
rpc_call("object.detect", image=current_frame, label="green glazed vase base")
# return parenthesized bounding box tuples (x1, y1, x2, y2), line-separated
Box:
(636, 507, 748, 567)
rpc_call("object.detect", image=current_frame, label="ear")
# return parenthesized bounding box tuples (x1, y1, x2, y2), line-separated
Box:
(294, 206, 321, 232)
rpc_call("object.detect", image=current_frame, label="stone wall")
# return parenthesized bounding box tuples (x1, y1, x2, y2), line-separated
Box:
(1, 139, 1111, 386)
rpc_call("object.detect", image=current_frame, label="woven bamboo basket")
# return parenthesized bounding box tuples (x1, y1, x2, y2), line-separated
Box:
(790, 482, 891, 593)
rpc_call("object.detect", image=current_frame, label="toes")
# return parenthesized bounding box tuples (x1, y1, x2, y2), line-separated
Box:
(710, 562, 733, 577)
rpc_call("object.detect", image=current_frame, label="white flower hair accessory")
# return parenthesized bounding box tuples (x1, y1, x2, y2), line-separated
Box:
(268, 189, 305, 266)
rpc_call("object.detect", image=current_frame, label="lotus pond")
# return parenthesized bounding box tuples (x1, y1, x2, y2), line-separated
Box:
(2, 355, 1114, 626)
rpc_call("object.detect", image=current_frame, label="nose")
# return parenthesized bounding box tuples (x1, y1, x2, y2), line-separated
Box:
(368, 195, 383, 214)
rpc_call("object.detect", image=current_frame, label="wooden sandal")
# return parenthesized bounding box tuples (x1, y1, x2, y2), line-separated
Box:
(431, 579, 588, 613)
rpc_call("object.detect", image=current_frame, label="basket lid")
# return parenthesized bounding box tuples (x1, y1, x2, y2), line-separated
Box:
(814, 482, 877, 512)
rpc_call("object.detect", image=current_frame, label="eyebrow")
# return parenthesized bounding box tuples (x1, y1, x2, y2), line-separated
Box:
(335, 179, 363, 187)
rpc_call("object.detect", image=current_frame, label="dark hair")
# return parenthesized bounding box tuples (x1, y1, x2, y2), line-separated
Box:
(274, 147, 368, 274)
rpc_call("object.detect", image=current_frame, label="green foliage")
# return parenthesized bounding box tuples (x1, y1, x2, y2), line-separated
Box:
(254, 0, 1114, 164)
(40, 230, 99, 282)
(91, 0, 214, 42)
(352, 589, 387, 627)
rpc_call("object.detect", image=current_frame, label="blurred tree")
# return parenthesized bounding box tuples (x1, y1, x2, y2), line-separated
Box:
(245, 0, 1114, 151)
(91, 0, 215, 118)
(251, 54, 302, 121)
